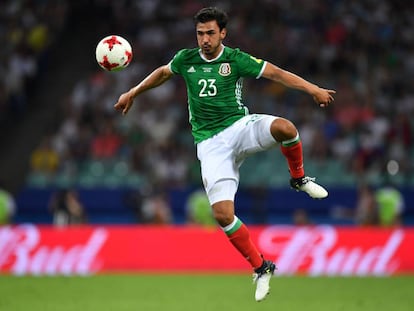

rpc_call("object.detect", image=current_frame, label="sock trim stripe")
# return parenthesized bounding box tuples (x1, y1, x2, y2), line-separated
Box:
(282, 133, 300, 147)
(223, 216, 243, 236)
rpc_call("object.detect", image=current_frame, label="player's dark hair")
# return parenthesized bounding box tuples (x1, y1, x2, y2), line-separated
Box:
(194, 7, 228, 30)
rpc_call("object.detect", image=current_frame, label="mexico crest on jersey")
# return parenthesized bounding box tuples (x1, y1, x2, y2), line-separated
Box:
(218, 63, 231, 76)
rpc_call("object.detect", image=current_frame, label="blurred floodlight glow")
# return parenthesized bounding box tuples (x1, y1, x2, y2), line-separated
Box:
(386, 160, 399, 176)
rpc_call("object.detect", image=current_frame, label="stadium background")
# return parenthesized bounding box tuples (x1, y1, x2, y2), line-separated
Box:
(1, 0, 412, 226)
(0, 2, 413, 310)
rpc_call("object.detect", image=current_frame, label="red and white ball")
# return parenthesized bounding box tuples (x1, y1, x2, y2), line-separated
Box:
(95, 35, 133, 71)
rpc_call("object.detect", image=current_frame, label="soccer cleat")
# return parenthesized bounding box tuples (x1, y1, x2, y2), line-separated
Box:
(290, 176, 328, 199)
(253, 260, 276, 302)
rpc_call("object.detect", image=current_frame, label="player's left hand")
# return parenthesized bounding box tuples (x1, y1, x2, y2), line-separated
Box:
(114, 90, 135, 115)
(313, 88, 336, 108)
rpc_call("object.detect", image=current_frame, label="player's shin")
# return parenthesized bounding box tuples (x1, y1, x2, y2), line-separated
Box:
(222, 216, 263, 269)
(280, 134, 305, 179)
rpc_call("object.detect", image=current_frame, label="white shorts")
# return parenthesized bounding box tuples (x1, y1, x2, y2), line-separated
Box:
(196, 114, 278, 205)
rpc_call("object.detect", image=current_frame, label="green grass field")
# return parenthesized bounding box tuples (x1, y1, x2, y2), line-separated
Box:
(0, 274, 412, 311)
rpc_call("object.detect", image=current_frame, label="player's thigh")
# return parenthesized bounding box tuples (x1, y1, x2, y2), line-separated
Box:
(197, 137, 239, 201)
(231, 114, 279, 156)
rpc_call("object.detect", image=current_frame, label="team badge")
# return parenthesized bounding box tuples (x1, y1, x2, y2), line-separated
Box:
(218, 63, 231, 76)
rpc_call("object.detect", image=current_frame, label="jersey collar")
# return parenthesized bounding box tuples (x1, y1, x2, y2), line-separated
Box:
(199, 44, 225, 62)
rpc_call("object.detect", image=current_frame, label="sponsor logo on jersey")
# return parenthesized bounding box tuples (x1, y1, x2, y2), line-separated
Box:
(187, 66, 196, 73)
(218, 63, 231, 76)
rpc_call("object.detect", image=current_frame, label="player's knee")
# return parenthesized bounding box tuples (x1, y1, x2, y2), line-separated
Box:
(213, 212, 234, 227)
(212, 201, 234, 226)
(270, 118, 297, 142)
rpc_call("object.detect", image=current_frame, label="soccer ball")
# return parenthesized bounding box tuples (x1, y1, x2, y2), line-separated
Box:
(95, 35, 133, 71)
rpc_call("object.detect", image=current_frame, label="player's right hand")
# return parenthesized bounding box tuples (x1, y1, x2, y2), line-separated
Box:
(313, 88, 335, 108)
(114, 90, 135, 115)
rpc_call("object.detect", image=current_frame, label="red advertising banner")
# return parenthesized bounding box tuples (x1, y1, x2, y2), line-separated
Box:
(0, 225, 413, 276)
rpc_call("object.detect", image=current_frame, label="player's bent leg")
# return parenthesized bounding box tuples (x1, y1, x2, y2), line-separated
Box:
(270, 118, 328, 199)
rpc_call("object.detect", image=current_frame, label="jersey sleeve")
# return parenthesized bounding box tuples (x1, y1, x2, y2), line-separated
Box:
(168, 49, 186, 75)
(235, 49, 267, 79)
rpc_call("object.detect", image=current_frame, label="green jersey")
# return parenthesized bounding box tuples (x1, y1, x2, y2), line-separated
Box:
(169, 46, 266, 143)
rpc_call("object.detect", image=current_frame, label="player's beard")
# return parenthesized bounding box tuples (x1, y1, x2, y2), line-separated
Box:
(202, 43, 220, 58)
(202, 44, 212, 54)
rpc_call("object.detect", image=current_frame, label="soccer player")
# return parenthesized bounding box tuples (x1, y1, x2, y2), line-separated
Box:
(115, 7, 335, 301)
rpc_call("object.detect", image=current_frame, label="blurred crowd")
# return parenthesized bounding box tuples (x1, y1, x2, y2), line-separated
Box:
(330, 181, 405, 227)
(0, 0, 68, 130)
(19, 1, 414, 196)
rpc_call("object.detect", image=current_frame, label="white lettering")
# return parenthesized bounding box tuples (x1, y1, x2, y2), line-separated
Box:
(308, 226, 337, 276)
(356, 247, 380, 275)
(44, 247, 65, 275)
(373, 230, 404, 275)
(341, 248, 362, 275)
(61, 246, 83, 275)
(258, 226, 403, 276)
(76, 229, 108, 275)
(326, 248, 346, 275)
(12, 225, 40, 275)
(0, 226, 16, 266)
(0, 225, 108, 275)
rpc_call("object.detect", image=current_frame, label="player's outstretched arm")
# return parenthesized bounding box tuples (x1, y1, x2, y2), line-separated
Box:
(261, 62, 335, 107)
(114, 64, 173, 115)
